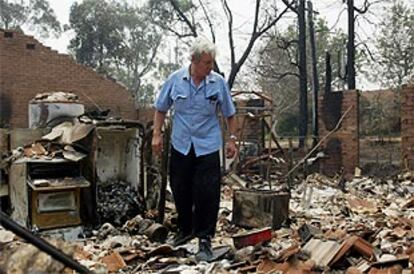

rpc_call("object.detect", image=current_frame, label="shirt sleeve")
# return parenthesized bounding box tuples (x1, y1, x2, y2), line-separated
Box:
(220, 79, 236, 118)
(154, 77, 174, 112)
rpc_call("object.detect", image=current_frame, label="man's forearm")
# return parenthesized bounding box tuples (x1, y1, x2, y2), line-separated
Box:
(226, 115, 237, 136)
(153, 110, 166, 135)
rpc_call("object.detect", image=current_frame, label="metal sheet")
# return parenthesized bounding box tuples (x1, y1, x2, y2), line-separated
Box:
(9, 163, 28, 226)
(28, 177, 90, 191)
(232, 190, 289, 229)
(31, 188, 82, 230)
(96, 127, 142, 189)
(38, 191, 77, 213)
(302, 238, 341, 267)
(42, 121, 94, 144)
(29, 102, 84, 128)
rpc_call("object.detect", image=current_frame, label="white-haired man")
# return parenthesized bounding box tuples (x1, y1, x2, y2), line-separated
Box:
(152, 37, 237, 261)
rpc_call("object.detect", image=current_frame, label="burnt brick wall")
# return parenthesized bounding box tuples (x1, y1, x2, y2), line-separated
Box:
(0, 30, 137, 128)
(401, 84, 414, 169)
(137, 107, 155, 126)
(318, 90, 359, 176)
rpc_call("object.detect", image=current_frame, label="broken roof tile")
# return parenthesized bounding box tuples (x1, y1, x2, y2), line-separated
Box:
(101, 251, 126, 272)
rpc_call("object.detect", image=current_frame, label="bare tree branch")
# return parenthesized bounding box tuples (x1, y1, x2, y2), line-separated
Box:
(275, 38, 298, 50)
(157, 0, 296, 89)
(138, 38, 162, 78)
(354, 0, 370, 14)
(227, 1, 292, 88)
(329, 8, 347, 31)
(164, 25, 195, 38)
(221, 0, 235, 68)
(356, 41, 376, 62)
(251, 0, 261, 39)
(271, 71, 300, 80)
(198, 0, 215, 42)
(281, 0, 297, 13)
(257, 6, 289, 37)
(168, 0, 198, 37)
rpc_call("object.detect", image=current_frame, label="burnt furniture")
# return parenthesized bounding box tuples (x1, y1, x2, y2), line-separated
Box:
(9, 158, 90, 230)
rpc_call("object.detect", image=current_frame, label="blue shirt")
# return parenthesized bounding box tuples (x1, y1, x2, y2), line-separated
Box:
(154, 66, 236, 156)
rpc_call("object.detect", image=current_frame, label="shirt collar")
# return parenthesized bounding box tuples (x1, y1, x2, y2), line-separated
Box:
(181, 65, 216, 83)
(182, 66, 191, 81)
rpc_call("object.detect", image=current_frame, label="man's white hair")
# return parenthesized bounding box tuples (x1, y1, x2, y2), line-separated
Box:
(190, 37, 216, 61)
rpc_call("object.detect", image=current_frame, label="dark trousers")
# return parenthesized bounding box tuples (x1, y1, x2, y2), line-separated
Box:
(169, 145, 221, 239)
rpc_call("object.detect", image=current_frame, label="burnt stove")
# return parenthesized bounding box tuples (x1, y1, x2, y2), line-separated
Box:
(9, 158, 90, 230)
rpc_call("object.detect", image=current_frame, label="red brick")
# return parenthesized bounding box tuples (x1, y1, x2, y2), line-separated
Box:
(0, 30, 139, 128)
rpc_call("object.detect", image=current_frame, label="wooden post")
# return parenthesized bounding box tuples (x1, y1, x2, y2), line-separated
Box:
(157, 122, 170, 224)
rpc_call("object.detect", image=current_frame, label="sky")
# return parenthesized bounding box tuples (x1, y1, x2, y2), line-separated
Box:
(42, 0, 358, 54)
(33, 0, 413, 90)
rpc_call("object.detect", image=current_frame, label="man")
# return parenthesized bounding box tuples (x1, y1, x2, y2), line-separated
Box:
(152, 37, 237, 261)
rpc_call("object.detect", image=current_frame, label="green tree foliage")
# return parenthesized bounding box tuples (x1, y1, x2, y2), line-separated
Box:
(365, 0, 414, 89)
(68, 0, 124, 73)
(0, 0, 61, 38)
(68, 0, 163, 107)
(254, 18, 347, 136)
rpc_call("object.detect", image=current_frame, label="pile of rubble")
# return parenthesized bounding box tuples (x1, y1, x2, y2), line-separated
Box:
(31, 92, 80, 103)
(3, 120, 94, 165)
(1, 171, 414, 273)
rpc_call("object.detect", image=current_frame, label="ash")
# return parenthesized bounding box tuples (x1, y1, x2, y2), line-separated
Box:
(97, 181, 144, 226)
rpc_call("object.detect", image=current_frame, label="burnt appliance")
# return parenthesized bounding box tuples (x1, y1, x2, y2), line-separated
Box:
(232, 189, 289, 229)
(9, 158, 90, 230)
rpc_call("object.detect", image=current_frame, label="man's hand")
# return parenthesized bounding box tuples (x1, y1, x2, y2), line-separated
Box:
(152, 111, 166, 156)
(152, 131, 163, 156)
(226, 140, 237, 159)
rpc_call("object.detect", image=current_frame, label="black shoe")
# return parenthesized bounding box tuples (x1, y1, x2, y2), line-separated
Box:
(195, 238, 213, 262)
(169, 232, 194, 247)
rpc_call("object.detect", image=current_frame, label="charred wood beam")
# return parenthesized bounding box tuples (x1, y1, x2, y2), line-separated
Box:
(347, 0, 356, 89)
(308, 1, 319, 146)
(325, 52, 332, 94)
(298, 0, 308, 147)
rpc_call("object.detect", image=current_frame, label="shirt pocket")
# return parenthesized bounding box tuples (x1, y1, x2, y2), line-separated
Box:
(171, 88, 189, 113)
(203, 90, 220, 116)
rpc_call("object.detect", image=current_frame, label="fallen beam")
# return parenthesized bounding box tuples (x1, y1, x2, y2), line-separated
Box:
(0, 211, 92, 274)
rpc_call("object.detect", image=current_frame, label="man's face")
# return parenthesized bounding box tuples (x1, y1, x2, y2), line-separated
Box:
(192, 52, 214, 78)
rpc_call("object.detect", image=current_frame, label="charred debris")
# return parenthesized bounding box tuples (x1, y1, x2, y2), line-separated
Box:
(0, 92, 413, 274)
